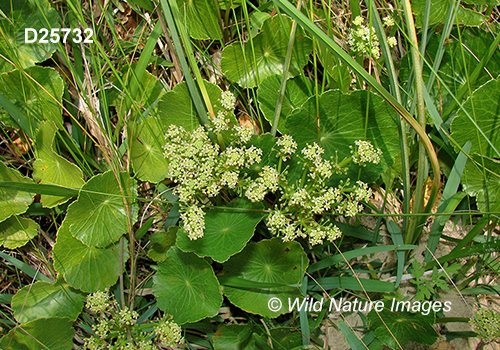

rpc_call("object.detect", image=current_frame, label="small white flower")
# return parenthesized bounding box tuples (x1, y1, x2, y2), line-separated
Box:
(245, 181, 267, 202)
(276, 135, 297, 157)
(220, 90, 236, 110)
(327, 225, 342, 242)
(181, 206, 205, 240)
(267, 210, 288, 234)
(351, 140, 382, 166)
(155, 318, 184, 347)
(289, 188, 310, 206)
(353, 16, 364, 26)
(260, 166, 279, 192)
(387, 36, 397, 48)
(354, 181, 372, 202)
(234, 125, 253, 143)
(383, 16, 395, 27)
(245, 145, 263, 167)
(220, 171, 239, 189)
(212, 110, 230, 133)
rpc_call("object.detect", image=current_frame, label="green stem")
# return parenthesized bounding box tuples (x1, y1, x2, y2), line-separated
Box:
(271, 0, 301, 136)
(402, 0, 432, 245)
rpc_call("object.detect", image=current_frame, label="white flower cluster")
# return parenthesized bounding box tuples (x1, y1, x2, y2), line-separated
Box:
(266, 207, 342, 246)
(180, 205, 205, 240)
(470, 308, 500, 342)
(164, 122, 378, 246)
(155, 317, 184, 348)
(301, 143, 333, 181)
(117, 309, 139, 326)
(276, 134, 298, 159)
(86, 289, 114, 314)
(348, 16, 381, 59)
(351, 140, 382, 166)
(262, 141, 376, 245)
(220, 90, 236, 110)
(383, 15, 395, 27)
(163, 118, 263, 239)
(245, 166, 280, 202)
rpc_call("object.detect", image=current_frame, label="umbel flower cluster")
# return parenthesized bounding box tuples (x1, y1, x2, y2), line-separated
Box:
(348, 15, 397, 59)
(83, 290, 184, 350)
(470, 308, 500, 342)
(163, 91, 382, 245)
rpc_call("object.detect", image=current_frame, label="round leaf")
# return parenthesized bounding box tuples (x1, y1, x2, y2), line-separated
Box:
(413, 0, 485, 27)
(157, 80, 235, 132)
(33, 121, 84, 208)
(0, 162, 34, 222)
(53, 222, 129, 293)
(367, 308, 438, 348)
(286, 90, 400, 184)
(221, 15, 312, 88)
(222, 238, 309, 318)
(152, 247, 223, 325)
(213, 324, 256, 349)
(176, 198, 266, 263)
(176, 0, 222, 40)
(11, 279, 86, 323)
(451, 78, 500, 158)
(401, 28, 500, 113)
(258, 74, 312, 134)
(0, 0, 59, 73)
(0, 317, 74, 350)
(0, 67, 64, 134)
(0, 216, 38, 249)
(148, 226, 178, 262)
(65, 171, 138, 247)
(462, 155, 500, 212)
(130, 116, 169, 183)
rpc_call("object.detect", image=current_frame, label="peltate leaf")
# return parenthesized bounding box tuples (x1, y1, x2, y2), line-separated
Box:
(152, 247, 223, 325)
(0, 216, 38, 249)
(462, 155, 500, 212)
(176, 0, 223, 40)
(0, 66, 64, 134)
(33, 121, 84, 207)
(11, 278, 86, 323)
(129, 116, 169, 183)
(53, 222, 129, 293)
(367, 307, 438, 349)
(65, 171, 138, 247)
(258, 74, 312, 134)
(157, 80, 236, 132)
(413, 0, 485, 27)
(222, 238, 308, 318)
(0, 162, 34, 222)
(0, 317, 74, 350)
(148, 226, 177, 262)
(286, 90, 400, 184)
(221, 15, 312, 88)
(176, 198, 266, 263)
(451, 78, 500, 158)
(0, 0, 59, 73)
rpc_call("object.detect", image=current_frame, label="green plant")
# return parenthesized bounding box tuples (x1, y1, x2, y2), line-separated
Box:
(0, 0, 499, 348)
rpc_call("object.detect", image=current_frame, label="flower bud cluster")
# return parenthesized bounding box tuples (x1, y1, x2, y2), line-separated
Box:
(83, 291, 183, 350)
(86, 289, 114, 314)
(155, 317, 184, 348)
(164, 93, 380, 245)
(348, 16, 381, 59)
(276, 134, 298, 159)
(351, 140, 382, 166)
(470, 308, 500, 342)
